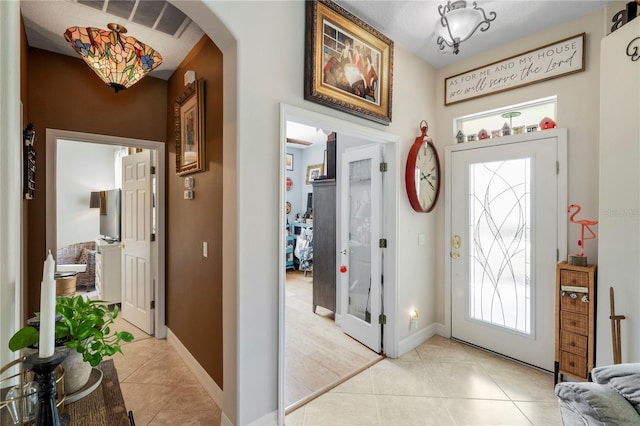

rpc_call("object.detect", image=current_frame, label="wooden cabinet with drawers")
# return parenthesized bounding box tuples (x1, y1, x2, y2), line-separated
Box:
(554, 261, 596, 384)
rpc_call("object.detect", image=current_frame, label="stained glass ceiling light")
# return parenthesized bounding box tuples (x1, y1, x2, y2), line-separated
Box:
(64, 23, 163, 93)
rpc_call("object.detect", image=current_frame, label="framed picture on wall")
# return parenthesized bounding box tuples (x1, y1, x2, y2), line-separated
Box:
(304, 0, 394, 125)
(286, 153, 294, 171)
(175, 79, 205, 175)
(306, 163, 323, 185)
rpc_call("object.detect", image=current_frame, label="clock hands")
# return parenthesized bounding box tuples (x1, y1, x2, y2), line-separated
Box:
(420, 170, 437, 190)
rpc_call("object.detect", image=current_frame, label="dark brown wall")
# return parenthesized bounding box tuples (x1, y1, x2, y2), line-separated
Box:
(26, 48, 167, 317)
(166, 36, 224, 388)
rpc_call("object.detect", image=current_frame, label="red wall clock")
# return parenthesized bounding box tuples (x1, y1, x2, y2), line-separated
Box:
(405, 121, 441, 213)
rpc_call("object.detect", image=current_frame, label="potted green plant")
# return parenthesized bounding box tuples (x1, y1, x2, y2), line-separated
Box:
(8, 295, 134, 393)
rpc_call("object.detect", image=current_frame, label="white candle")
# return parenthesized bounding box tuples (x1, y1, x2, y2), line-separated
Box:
(38, 250, 56, 358)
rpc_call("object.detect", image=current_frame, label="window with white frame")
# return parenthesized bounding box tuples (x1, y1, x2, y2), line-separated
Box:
(455, 96, 557, 142)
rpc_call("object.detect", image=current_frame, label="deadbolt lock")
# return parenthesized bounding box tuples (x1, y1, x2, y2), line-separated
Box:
(452, 235, 461, 249)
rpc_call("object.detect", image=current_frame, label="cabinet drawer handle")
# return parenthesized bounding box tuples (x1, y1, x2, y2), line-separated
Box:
(570, 321, 576, 326)
(569, 361, 575, 367)
(570, 342, 576, 347)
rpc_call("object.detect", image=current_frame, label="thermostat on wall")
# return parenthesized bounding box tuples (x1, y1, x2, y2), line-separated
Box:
(184, 177, 194, 189)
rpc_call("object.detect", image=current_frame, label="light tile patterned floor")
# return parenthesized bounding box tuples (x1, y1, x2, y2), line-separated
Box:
(109, 318, 221, 425)
(111, 319, 561, 425)
(285, 335, 562, 426)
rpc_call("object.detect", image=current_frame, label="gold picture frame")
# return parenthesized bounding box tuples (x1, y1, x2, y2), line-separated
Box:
(304, 0, 394, 125)
(175, 79, 205, 175)
(306, 163, 323, 185)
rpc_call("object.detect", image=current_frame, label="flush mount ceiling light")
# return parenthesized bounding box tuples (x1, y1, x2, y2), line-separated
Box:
(64, 23, 163, 93)
(436, 1, 497, 55)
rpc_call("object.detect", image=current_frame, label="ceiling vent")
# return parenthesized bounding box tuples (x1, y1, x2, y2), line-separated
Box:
(75, 0, 190, 38)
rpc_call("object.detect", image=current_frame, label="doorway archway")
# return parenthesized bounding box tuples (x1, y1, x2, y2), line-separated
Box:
(279, 103, 401, 420)
(44, 129, 167, 338)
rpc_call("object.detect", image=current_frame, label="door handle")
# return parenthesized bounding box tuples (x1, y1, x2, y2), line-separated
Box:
(452, 235, 461, 249)
(120, 243, 125, 249)
(450, 251, 460, 259)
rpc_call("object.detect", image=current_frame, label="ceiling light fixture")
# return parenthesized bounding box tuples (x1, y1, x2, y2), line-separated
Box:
(64, 23, 163, 93)
(436, 1, 497, 55)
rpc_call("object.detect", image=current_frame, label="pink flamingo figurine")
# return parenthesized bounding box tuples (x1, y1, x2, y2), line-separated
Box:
(568, 204, 598, 256)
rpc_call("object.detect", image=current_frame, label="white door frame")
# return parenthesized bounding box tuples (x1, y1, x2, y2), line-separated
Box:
(278, 103, 400, 421)
(45, 128, 166, 338)
(443, 128, 568, 338)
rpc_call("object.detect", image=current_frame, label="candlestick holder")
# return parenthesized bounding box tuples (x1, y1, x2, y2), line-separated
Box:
(23, 347, 70, 426)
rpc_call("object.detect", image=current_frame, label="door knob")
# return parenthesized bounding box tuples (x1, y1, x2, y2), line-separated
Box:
(450, 251, 460, 259)
(452, 235, 461, 249)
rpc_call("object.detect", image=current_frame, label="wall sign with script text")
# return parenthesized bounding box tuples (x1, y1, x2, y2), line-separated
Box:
(444, 33, 585, 105)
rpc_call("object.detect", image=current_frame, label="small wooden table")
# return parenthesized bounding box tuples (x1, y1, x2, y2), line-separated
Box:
(63, 359, 131, 425)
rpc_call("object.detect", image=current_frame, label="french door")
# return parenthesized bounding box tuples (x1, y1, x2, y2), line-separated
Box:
(448, 134, 565, 371)
(340, 144, 383, 353)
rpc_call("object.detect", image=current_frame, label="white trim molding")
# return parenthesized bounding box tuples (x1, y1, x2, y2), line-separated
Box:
(398, 323, 439, 357)
(167, 328, 224, 410)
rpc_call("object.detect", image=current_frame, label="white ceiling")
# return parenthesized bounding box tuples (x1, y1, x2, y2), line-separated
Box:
(336, 0, 610, 69)
(19, 0, 612, 144)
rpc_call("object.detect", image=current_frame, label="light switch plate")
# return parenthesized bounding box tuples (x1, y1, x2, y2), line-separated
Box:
(184, 190, 194, 200)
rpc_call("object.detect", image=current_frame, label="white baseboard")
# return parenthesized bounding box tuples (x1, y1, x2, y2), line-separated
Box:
(397, 322, 439, 357)
(166, 328, 223, 411)
(434, 322, 448, 337)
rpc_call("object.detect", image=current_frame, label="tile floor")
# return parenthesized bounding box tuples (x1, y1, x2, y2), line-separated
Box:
(285, 336, 562, 426)
(110, 319, 561, 425)
(108, 318, 222, 425)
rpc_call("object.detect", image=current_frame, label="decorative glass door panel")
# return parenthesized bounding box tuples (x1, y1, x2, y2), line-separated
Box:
(347, 158, 373, 323)
(340, 145, 381, 353)
(469, 158, 531, 334)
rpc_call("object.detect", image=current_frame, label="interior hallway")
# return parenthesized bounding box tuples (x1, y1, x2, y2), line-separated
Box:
(111, 317, 560, 425)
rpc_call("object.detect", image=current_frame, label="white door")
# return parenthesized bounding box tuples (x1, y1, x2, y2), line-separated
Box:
(340, 145, 383, 353)
(121, 150, 154, 334)
(450, 136, 562, 371)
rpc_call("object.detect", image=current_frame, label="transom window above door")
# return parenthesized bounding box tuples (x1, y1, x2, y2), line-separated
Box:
(455, 96, 557, 142)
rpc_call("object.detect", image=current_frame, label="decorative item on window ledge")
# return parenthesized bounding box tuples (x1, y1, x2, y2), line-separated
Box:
(23, 124, 36, 200)
(436, 1, 497, 55)
(63, 23, 163, 93)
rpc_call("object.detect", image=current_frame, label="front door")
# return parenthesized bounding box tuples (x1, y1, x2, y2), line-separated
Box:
(449, 135, 564, 370)
(121, 150, 154, 334)
(340, 144, 383, 353)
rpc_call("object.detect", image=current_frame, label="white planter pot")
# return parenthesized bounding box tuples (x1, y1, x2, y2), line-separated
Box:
(61, 348, 92, 394)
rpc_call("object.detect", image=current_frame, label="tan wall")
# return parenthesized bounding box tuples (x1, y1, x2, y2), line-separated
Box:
(26, 48, 167, 317)
(165, 36, 224, 388)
